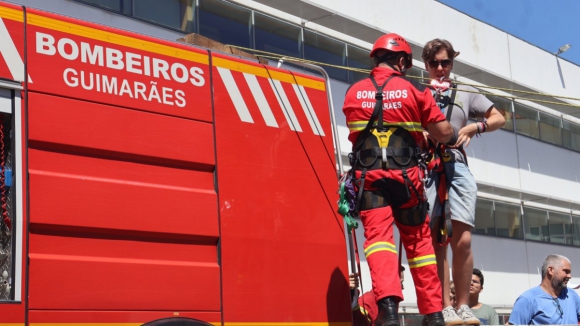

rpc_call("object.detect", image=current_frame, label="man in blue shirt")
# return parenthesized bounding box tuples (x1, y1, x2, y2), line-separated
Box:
(509, 254, 580, 325)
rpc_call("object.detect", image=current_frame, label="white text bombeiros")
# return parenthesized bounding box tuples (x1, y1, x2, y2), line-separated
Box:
(356, 89, 407, 110)
(35, 32, 206, 108)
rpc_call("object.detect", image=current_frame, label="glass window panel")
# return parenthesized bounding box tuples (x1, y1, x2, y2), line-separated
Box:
(474, 199, 495, 236)
(406, 67, 426, 86)
(563, 120, 580, 152)
(548, 211, 571, 245)
(134, 0, 194, 32)
(304, 31, 347, 82)
(494, 202, 522, 239)
(255, 13, 301, 58)
(523, 207, 548, 242)
(571, 215, 580, 246)
(406, 67, 423, 79)
(77, 0, 131, 14)
(514, 103, 539, 139)
(486, 95, 514, 131)
(198, 0, 252, 48)
(347, 45, 372, 83)
(539, 112, 563, 146)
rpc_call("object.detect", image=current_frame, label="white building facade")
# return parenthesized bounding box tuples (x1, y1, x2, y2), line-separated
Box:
(9, 0, 580, 323)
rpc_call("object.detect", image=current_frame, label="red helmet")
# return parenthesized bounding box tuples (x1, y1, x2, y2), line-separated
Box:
(370, 33, 413, 69)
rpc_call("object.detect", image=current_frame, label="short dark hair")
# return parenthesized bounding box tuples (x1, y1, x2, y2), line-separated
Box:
(422, 38, 460, 63)
(373, 51, 406, 67)
(473, 268, 484, 287)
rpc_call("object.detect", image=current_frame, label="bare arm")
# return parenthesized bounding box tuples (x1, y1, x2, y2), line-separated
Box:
(426, 120, 454, 144)
(453, 106, 506, 148)
(484, 106, 506, 132)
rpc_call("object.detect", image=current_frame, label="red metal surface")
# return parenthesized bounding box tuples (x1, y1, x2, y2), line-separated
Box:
(0, 3, 25, 82)
(25, 7, 212, 122)
(0, 4, 26, 324)
(29, 310, 221, 324)
(212, 52, 351, 324)
(27, 91, 219, 311)
(0, 0, 352, 323)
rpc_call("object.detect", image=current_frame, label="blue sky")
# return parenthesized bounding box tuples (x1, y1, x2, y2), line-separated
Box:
(437, 0, 580, 66)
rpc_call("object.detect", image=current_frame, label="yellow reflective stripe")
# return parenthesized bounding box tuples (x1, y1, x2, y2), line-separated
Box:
(408, 254, 435, 262)
(411, 260, 437, 268)
(347, 120, 368, 131)
(346, 121, 422, 132)
(364, 242, 397, 258)
(360, 306, 372, 323)
(408, 254, 437, 268)
(365, 241, 396, 253)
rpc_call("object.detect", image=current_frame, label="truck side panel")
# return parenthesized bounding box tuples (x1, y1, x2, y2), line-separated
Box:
(212, 53, 351, 325)
(24, 5, 221, 323)
(0, 3, 26, 325)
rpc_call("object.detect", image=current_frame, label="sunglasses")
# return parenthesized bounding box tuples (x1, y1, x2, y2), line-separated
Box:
(553, 298, 563, 317)
(429, 59, 452, 69)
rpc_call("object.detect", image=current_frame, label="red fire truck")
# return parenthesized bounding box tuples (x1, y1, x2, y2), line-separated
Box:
(0, 2, 350, 325)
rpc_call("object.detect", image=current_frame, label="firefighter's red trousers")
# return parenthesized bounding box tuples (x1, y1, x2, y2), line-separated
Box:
(361, 205, 442, 315)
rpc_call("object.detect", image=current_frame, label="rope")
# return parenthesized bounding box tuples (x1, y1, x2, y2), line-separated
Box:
(226, 45, 580, 109)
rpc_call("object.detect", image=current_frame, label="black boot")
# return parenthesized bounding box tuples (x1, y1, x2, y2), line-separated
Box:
(424, 312, 445, 326)
(374, 296, 399, 326)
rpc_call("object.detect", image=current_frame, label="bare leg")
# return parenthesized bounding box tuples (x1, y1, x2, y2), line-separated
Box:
(433, 239, 450, 308)
(449, 221, 473, 308)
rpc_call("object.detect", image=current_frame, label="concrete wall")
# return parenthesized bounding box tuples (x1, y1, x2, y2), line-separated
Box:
(303, 0, 580, 108)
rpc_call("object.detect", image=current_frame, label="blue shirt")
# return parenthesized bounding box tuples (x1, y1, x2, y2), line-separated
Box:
(509, 286, 580, 325)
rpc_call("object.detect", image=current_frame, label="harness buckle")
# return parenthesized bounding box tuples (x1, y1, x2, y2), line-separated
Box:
(442, 152, 452, 163)
(381, 147, 388, 169)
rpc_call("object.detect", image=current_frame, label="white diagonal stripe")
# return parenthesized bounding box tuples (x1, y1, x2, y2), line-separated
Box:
(0, 18, 30, 82)
(243, 73, 278, 128)
(293, 84, 325, 136)
(217, 67, 253, 123)
(268, 79, 302, 132)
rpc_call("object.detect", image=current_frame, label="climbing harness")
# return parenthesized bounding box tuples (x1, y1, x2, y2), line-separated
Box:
(346, 75, 428, 227)
(427, 79, 462, 244)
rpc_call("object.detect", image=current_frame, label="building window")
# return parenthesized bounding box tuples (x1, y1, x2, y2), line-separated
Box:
(539, 112, 563, 146)
(347, 45, 372, 83)
(571, 215, 580, 246)
(474, 198, 495, 236)
(254, 13, 302, 58)
(563, 120, 580, 152)
(548, 211, 571, 245)
(134, 0, 194, 32)
(77, 0, 131, 14)
(406, 67, 424, 83)
(487, 94, 514, 131)
(514, 102, 540, 139)
(494, 202, 523, 239)
(523, 207, 548, 242)
(304, 31, 347, 82)
(198, 0, 252, 48)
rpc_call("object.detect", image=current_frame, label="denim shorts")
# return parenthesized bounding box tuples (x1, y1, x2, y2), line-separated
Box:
(425, 161, 477, 227)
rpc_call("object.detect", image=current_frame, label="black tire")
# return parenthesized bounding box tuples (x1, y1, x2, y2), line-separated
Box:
(142, 317, 213, 326)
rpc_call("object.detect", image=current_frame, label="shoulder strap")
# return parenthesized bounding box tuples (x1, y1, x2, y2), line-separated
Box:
(353, 75, 396, 151)
(444, 83, 458, 121)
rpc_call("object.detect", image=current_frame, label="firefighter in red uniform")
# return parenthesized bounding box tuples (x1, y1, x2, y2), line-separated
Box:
(342, 33, 454, 326)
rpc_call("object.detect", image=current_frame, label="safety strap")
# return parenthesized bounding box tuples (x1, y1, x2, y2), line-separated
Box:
(352, 75, 395, 214)
(355, 169, 367, 214)
(431, 84, 457, 245)
(445, 84, 457, 122)
(402, 167, 421, 207)
(353, 75, 397, 151)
